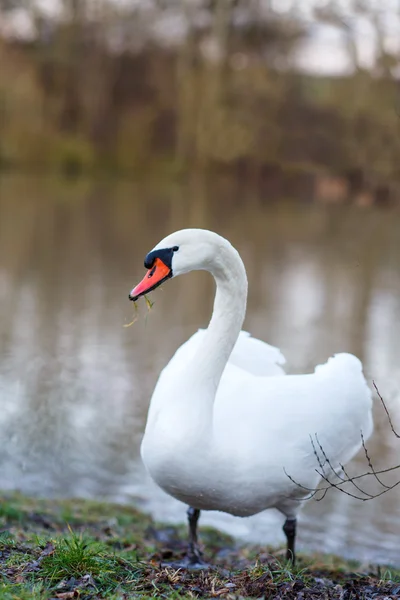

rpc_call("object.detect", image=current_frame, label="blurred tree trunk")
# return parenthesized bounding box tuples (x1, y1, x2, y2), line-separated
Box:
(314, 1, 369, 179)
(175, 0, 197, 168)
(175, 0, 235, 169)
(195, 0, 234, 167)
(59, 0, 85, 132)
(86, 1, 120, 161)
(211, 0, 234, 93)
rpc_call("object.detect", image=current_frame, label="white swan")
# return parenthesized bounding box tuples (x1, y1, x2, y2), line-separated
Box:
(129, 228, 373, 565)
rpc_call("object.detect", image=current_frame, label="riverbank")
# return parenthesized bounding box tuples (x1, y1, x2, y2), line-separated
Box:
(0, 493, 398, 599)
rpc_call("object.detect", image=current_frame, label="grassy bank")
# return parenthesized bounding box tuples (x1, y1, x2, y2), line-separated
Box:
(0, 493, 398, 599)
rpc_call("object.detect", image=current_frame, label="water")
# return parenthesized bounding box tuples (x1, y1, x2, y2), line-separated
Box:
(0, 174, 399, 566)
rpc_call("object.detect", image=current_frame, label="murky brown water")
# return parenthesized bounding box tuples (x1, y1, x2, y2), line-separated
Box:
(0, 174, 399, 565)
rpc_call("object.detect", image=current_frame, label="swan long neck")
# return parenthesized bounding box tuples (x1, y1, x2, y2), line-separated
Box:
(141, 232, 248, 446)
(190, 244, 248, 391)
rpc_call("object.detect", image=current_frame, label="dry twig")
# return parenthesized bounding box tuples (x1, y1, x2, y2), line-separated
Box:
(285, 383, 400, 502)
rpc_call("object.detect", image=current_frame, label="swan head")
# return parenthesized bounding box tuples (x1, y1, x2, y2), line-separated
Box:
(129, 229, 238, 301)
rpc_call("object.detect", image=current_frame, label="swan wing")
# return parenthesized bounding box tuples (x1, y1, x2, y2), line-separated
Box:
(165, 329, 286, 377)
(228, 330, 286, 376)
(214, 351, 373, 488)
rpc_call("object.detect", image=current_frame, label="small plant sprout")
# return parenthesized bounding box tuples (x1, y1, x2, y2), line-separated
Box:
(124, 300, 138, 328)
(144, 295, 154, 311)
(124, 295, 154, 328)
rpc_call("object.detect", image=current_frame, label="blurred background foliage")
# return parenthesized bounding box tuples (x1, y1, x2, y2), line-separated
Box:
(0, 0, 399, 202)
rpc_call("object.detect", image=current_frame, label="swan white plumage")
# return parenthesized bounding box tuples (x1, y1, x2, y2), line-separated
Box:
(129, 228, 373, 565)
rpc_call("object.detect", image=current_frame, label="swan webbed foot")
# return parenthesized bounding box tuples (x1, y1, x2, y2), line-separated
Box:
(161, 506, 210, 570)
(283, 517, 297, 564)
(160, 556, 210, 570)
(187, 543, 205, 567)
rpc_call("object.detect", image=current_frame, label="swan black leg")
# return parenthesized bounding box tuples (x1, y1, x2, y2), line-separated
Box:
(283, 518, 297, 564)
(187, 506, 202, 564)
(161, 506, 208, 569)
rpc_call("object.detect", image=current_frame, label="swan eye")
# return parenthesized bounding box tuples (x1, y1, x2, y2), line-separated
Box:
(172, 246, 179, 252)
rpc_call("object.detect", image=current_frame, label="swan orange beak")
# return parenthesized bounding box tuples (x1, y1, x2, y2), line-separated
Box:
(129, 258, 172, 301)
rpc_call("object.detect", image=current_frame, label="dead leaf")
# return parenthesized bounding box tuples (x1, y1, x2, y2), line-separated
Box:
(56, 591, 80, 599)
(24, 542, 55, 572)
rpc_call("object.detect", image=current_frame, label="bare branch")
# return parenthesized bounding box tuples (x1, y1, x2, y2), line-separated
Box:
(285, 395, 400, 503)
(373, 380, 400, 438)
(360, 430, 392, 490)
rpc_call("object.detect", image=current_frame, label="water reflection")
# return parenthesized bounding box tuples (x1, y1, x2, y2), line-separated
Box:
(0, 175, 399, 565)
